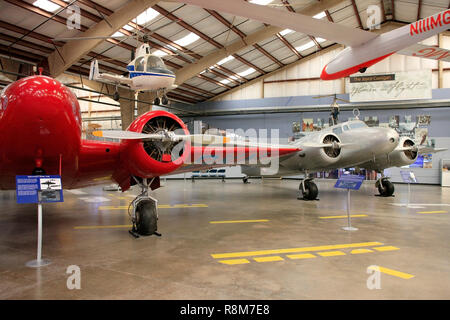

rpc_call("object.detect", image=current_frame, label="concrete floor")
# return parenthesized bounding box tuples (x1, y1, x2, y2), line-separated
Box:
(0, 178, 449, 299)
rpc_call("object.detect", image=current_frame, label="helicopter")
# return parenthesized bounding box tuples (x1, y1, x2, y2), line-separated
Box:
(88, 38, 176, 105)
(53, 20, 189, 106)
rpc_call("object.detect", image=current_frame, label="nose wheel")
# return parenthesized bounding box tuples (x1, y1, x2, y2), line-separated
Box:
(129, 178, 161, 238)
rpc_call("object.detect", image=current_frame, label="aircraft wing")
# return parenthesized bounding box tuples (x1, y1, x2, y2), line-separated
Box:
(89, 60, 132, 86)
(418, 145, 448, 154)
(177, 0, 377, 47)
(397, 44, 450, 62)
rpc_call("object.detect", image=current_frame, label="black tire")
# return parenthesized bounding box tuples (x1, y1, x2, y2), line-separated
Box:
(113, 91, 120, 101)
(378, 180, 395, 197)
(243, 177, 249, 184)
(154, 97, 160, 105)
(135, 200, 157, 236)
(162, 95, 169, 105)
(302, 181, 318, 200)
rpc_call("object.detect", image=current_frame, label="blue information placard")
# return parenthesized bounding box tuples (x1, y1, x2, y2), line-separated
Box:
(16, 175, 63, 204)
(334, 174, 365, 190)
(400, 170, 417, 183)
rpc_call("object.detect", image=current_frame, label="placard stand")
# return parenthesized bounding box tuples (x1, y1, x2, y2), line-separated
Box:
(342, 189, 358, 231)
(400, 170, 417, 208)
(26, 203, 51, 268)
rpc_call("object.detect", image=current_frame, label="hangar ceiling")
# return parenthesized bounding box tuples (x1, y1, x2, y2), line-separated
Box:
(0, 0, 449, 104)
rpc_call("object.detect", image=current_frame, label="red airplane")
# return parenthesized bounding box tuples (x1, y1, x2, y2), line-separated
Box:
(0, 75, 299, 236)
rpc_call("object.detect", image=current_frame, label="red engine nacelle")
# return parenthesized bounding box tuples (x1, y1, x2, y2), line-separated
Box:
(115, 111, 189, 188)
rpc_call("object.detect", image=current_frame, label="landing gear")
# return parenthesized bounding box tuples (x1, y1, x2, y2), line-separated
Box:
(298, 174, 318, 200)
(359, 67, 367, 73)
(161, 95, 169, 105)
(243, 176, 249, 184)
(376, 177, 395, 197)
(129, 178, 161, 238)
(153, 97, 160, 106)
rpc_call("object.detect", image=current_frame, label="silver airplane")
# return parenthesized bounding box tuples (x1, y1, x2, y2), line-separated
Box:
(241, 119, 402, 200)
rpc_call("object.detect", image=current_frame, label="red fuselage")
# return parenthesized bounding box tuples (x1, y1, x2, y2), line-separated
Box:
(0, 75, 121, 190)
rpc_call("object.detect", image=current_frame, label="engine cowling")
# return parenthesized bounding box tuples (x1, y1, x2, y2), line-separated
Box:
(296, 133, 343, 170)
(387, 137, 418, 167)
(121, 111, 189, 179)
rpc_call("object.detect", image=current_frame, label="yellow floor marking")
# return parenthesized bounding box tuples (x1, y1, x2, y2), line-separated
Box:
(211, 241, 383, 259)
(286, 253, 316, 260)
(254, 256, 284, 263)
(373, 246, 399, 252)
(417, 211, 447, 214)
(218, 259, 250, 265)
(317, 251, 346, 257)
(98, 204, 208, 210)
(368, 266, 415, 279)
(319, 214, 368, 219)
(351, 248, 373, 254)
(74, 224, 132, 230)
(210, 219, 269, 224)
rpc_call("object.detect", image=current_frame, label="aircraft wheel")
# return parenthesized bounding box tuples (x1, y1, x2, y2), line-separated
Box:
(135, 200, 158, 236)
(154, 97, 160, 105)
(113, 91, 120, 101)
(377, 179, 395, 197)
(302, 181, 318, 200)
(243, 177, 249, 184)
(162, 95, 169, 105)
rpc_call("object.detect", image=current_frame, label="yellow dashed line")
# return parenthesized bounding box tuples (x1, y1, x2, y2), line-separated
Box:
(210, 219, 269, 224)
(319, 214, 368, 219)
(286, 253, 316, 260)
(254, 256, 284, 263)
(211, 242, 383, 259)
(351, 248, 373, 254)
(417, 211, 447, 214)
(373, 246, 399, 252)
(368, 266, 414, 279)
(317, 251, 346, 257)
(218, 259, 250, 265)
(74, 224, 132, 230)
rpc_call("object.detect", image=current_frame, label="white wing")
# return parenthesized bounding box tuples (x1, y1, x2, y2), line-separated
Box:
(178, 0, 376, 47)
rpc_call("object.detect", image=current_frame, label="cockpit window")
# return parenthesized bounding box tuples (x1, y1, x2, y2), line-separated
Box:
(343, 125, 350, 131)
(147, 56, 165, 70)
(332, 127, 343, 135)
(135, 57, 145, 71)
(349, 122, 367, 129)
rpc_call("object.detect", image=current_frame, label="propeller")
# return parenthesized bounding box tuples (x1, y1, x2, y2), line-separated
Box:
(92, 130, 231, 144)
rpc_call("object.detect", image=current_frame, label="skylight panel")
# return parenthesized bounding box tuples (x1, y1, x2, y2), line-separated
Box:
(33, 0, 60, 12)
(313, 11, 326, 19)
(153, 50, 168, 57)
(238, 68, 256, 77)
(249, 0, 274, 5)
(217, 56, 234, 65)
(174, 33, 200, 47)
(136, 8, 160, 25)
(295, 38, 325, 52)
(279, 29, 294, 36)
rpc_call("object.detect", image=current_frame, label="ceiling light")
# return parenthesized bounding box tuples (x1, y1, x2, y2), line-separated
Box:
(33, 0, 60, 12)
(174, 33, 200, 47)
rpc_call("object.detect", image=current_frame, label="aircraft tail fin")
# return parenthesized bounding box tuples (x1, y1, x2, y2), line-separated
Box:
(89, 59, 100, 80)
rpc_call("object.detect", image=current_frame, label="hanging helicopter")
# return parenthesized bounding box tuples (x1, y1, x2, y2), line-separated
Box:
(88, 35, 177, 106)
(53, 20, 190, 106)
